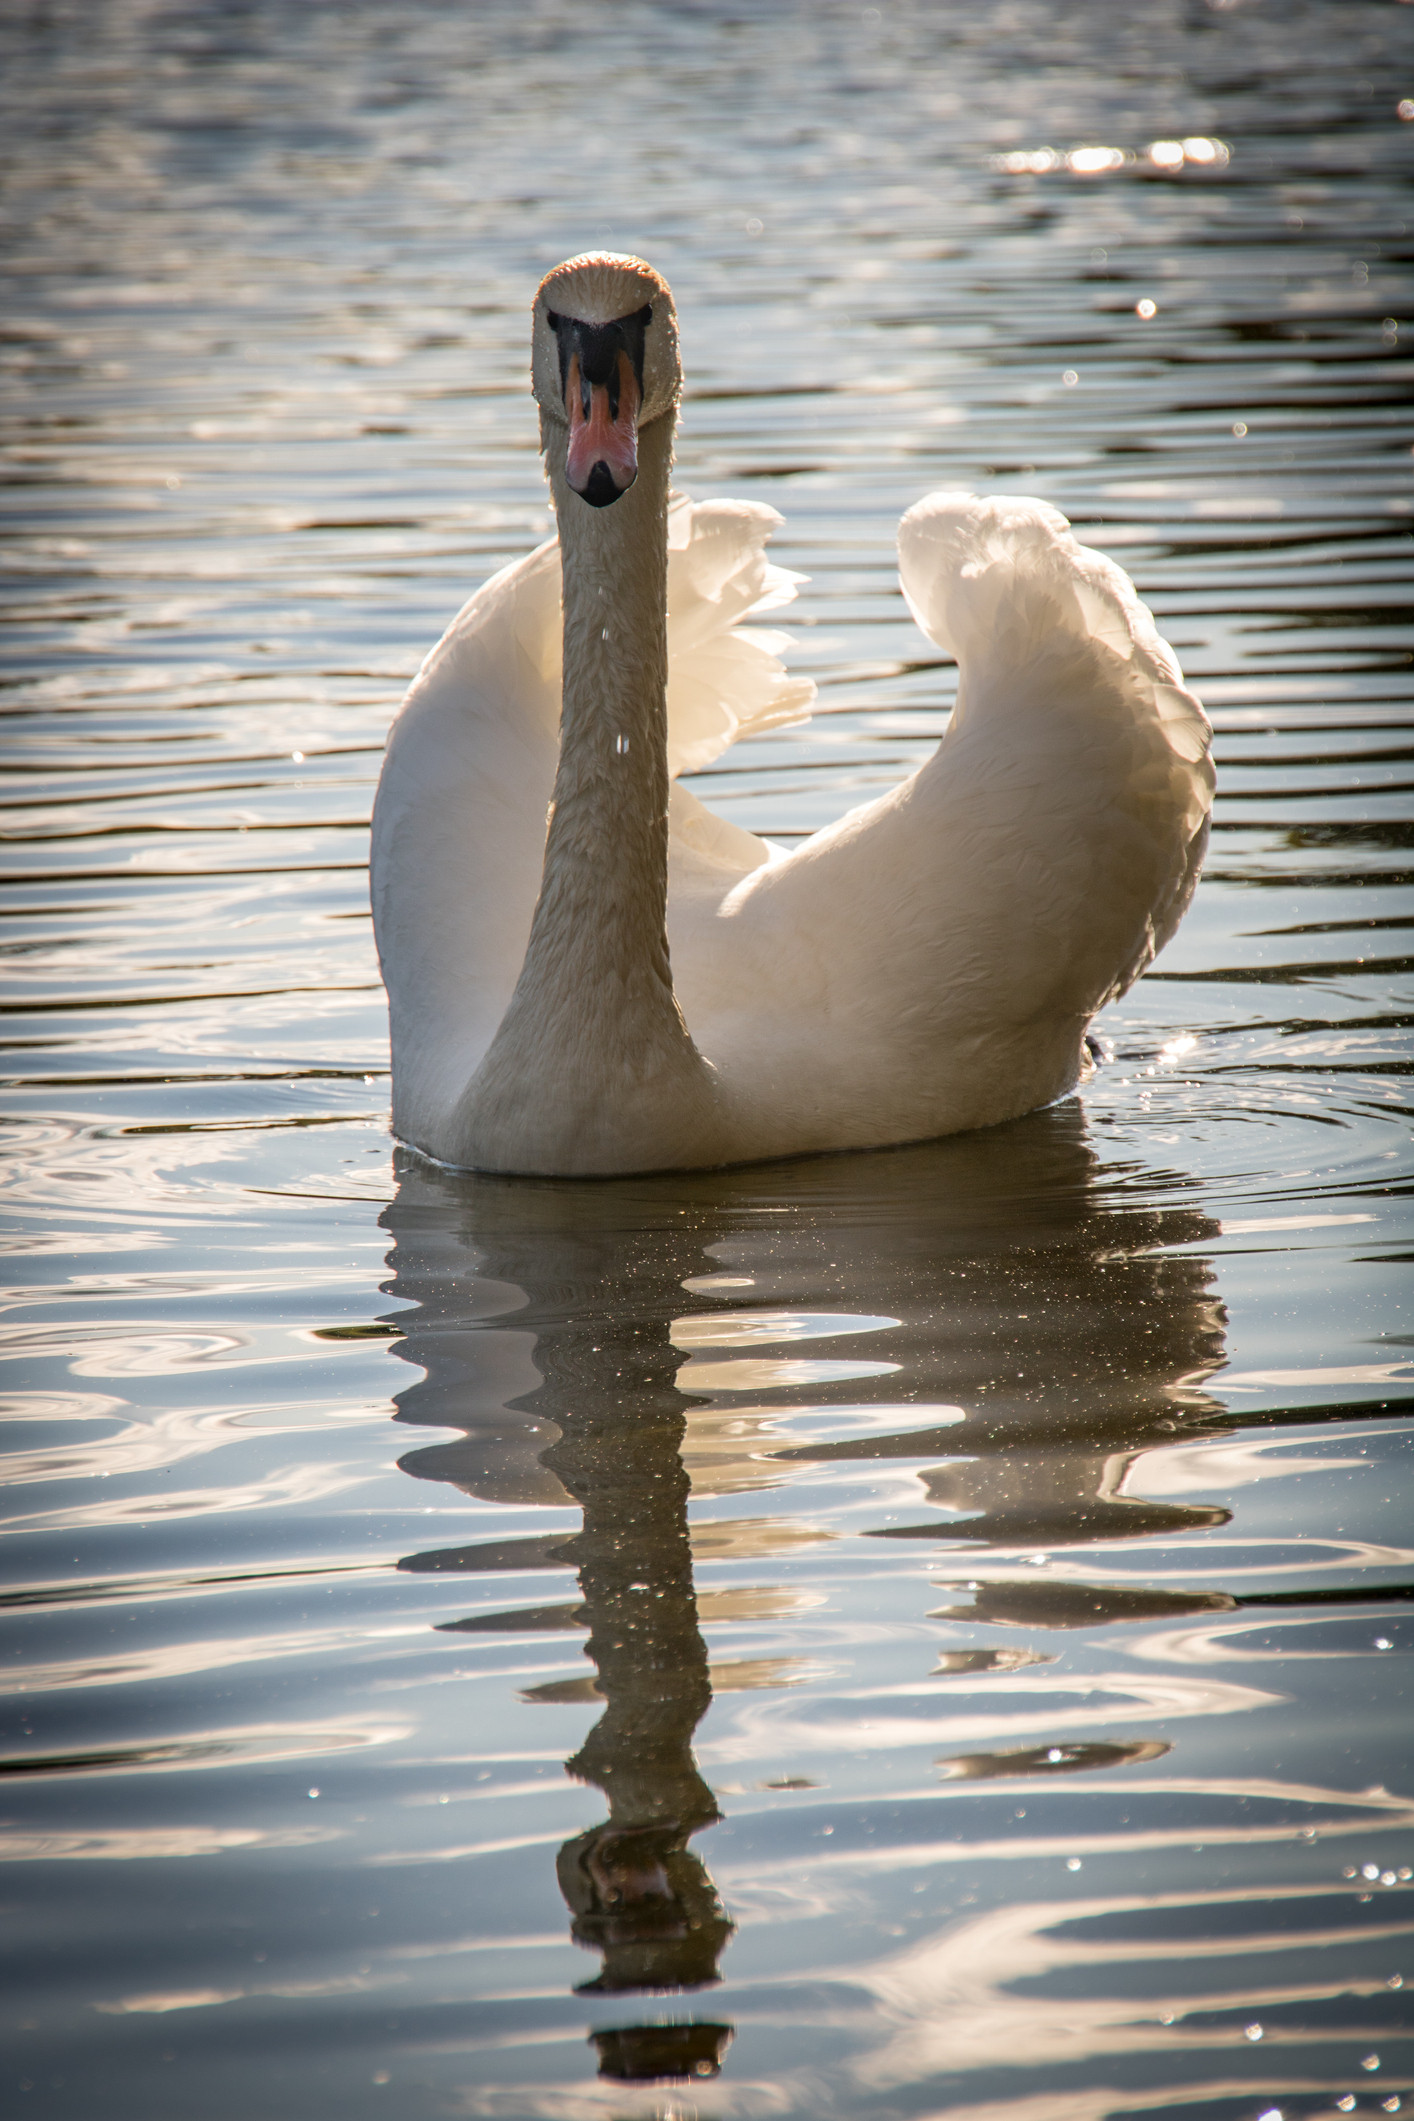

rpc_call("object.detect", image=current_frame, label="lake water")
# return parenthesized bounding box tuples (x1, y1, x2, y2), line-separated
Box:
(2, 1, 1412, 2116)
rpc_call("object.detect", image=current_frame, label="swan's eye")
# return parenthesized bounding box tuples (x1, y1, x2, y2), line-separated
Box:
(546, 310, 561, 331)
(636, 304, 652, 326)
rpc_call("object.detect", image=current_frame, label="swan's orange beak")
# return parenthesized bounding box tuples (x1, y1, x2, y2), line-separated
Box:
(564, 350, 640, 508)
(545, 303, 652, 509)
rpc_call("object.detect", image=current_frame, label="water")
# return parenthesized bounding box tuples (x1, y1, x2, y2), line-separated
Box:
(2, 0, 1412, 2113)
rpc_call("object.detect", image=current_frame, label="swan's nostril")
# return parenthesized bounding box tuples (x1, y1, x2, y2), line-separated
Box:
(580, 461, 627, 508)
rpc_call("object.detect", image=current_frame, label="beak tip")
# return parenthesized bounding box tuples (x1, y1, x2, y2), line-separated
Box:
(577, 462, 634, 508)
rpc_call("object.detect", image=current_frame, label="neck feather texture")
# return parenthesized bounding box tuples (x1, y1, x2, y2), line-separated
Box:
(456, 410, 718, 1173)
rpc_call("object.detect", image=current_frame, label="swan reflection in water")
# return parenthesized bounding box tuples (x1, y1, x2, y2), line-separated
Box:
(379, 1104, 1232, 2081)
(383, 1148, 747, 2079)
(517, 1288, 732, 2081)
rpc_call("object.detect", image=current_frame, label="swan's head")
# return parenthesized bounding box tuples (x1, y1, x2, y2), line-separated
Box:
(532, 253, 680, 508)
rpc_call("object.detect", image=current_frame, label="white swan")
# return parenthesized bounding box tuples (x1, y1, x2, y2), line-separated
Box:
(371, 253, 1213, 1177)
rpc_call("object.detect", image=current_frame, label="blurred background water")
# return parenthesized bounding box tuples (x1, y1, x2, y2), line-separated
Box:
(2, 1, 1413, 2116)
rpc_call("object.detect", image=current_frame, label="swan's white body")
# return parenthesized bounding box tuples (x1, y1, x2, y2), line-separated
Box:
(371, 257, 1212, 1176)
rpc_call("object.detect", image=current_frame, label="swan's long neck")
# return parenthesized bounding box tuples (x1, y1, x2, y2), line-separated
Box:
(541, 411, 678, 1034)
(460, 409, 715, 1173)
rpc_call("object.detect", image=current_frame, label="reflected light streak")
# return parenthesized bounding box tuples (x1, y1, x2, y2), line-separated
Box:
(0, 1717, 411, 1775)
(96, 1969, 392, 2014)
(1131, 1614, 1414, 1665)
(0, 1456, 372, 1536)
(670, 1310, 899, 1349)
(0, 1323, 249, 1375)
(699, 1668, 1280, 1759)
(682, 1402, 968, 1502)
(0, 1394, 385, 1486)
(1214, 1362, 1414, 1389)
(1121, 1433, 1377, 1498)
(0, 1823, 341, 1861)
(0, 1619, 426, 1694)
(676, 1355, 901, 1392)
(937, 1536, 1414, 1577)
(839, 1879, 1410, 2101)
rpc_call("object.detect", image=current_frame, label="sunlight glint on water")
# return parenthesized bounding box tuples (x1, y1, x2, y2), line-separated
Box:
(0, 2, 1411, 2116)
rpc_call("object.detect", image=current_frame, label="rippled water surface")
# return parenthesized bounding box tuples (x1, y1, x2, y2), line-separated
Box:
(3, 2, 1413, 2115)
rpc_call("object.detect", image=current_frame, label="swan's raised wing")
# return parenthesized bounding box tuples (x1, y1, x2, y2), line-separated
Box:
(899, 490, 1213, 976)
(372, 496, 816, 1147)
(666, 494, 815, 773)
(665, 493, 817, 881)
(672, 493, 1215, 1155)
(371, 537, 563, 1149)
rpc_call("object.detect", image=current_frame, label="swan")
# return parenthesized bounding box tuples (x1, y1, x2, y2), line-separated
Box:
(370, 252, 1213, 1177)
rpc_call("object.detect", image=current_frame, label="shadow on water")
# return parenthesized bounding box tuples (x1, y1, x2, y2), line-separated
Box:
(376, 1103, 1250, 2079)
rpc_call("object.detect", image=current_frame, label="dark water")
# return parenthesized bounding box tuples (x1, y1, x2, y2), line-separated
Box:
(2, 2, 1413, 2115)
